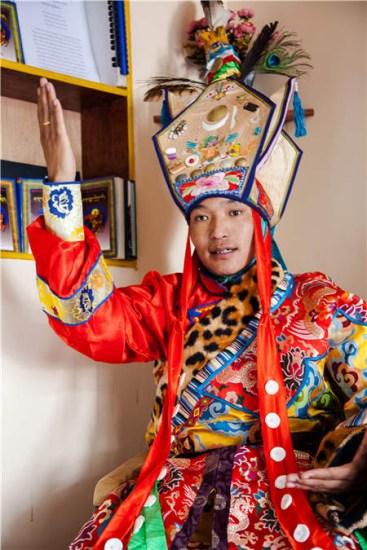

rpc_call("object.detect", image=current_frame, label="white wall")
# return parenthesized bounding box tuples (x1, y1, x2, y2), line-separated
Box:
(1, 2, 366, 549)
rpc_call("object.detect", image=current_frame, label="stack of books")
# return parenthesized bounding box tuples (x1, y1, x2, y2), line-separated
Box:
(0, 162, 137, 260)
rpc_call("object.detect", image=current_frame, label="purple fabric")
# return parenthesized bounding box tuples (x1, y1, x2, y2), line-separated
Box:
(170, 446, 236, 549)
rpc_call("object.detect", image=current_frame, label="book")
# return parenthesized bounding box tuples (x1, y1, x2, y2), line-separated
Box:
(17, 178, 44, 253)
(0, 0, 24, 62)
(15, 1, 100, 82)
(124, 179, 137, 259)
(112, 176, 126, 260)
(13, 1, 128, 87)
(81, 177, 117, 258)
(0, 178, 20, 252)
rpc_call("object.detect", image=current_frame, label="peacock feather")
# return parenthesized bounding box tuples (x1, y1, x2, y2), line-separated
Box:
(257, 30, 313, 77)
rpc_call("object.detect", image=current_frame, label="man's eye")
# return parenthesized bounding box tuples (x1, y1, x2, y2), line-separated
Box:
(230, 209, 242, 216)
(195, 215, 208, 221)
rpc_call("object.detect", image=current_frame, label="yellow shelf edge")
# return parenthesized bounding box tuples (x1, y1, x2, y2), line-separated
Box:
(1, 59, 128, 97)
(0, 251, 137, 269)
(1, 251, 33, 260)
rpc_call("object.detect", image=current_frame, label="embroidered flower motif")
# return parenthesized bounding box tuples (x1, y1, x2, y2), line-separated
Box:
(281, 347, 305, 394)
(91, 273, 105, 289)
(158, 464, 183, 494)
(48, 187, 74, 218)
(79, 287, 94, 313)
(190, 172, 229, 197)
(180, 169, 244, 203)
(258, 507, 280, 532)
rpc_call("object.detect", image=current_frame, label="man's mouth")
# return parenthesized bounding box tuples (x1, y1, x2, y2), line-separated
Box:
(210, 248, 236, 255)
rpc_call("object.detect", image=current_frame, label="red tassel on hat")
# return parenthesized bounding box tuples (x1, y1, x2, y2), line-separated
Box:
(253, 209, 335, 549)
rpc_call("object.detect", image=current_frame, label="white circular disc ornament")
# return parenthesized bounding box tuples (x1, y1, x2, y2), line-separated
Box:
(280, 494, 293, 510)
(158, 466, 167, 480)
(293, 524, 310, 542)
(270, 446, 286, 462)
(265, 412, 281, 428)
(104, 538, 123, 550)
(133, 515, 145, 534)
(274, 475, 287, 489)
(265, 380, 279, 395)
(144, 494, 156, 508)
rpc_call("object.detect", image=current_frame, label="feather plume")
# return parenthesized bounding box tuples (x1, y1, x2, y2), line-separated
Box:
(144, 76, 206, 102)
(257, 30, 312, 77)
(200, 1, 231, 30)
(240, 21, 278, 81)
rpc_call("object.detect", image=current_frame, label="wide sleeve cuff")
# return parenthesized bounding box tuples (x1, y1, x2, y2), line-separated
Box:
(27, 216, 102, 298)
(43, 180, 84, 241)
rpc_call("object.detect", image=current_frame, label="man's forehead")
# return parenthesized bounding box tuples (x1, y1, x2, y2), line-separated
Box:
(192, 197, 245, 211)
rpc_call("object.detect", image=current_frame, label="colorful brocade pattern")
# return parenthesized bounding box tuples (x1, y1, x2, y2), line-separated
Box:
(36, 254, 114, 324)
(70, 446, 361, 549)
(146, 272, 367, 457)
(68, 270, 367, 549)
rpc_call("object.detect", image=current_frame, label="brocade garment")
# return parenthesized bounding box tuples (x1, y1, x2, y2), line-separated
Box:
(27, 217, 367, 549)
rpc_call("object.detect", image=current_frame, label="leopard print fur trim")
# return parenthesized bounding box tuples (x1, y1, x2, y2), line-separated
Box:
(146, 260, 284, 443)
(179, 259, 283, 395)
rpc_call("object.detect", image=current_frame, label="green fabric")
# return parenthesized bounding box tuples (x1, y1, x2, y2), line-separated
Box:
(127, 482, 168, 550)
(355, 528, 367, 550)
(211, 61, 241, 81)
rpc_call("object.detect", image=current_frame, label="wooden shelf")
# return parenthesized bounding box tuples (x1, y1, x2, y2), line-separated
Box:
(1, 60, 130, 180)
(1, 1, 136, 269)
(0, 59, 128, 111)
(0, 250, 137, 269)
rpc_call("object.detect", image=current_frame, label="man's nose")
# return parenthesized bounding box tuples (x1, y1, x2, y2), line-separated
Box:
(210, 216, 229, 239)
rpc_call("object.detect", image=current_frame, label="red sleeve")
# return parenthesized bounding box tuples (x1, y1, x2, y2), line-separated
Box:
(27, 217, 181, 364)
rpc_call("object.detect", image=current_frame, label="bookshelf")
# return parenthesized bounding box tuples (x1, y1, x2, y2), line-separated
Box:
(0, 1, 136, 268)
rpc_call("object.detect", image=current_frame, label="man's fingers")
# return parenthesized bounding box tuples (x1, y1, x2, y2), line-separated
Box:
(285, 464, 360, 494)
(37, 78, 52, 138)
(51, 97, 67, 138)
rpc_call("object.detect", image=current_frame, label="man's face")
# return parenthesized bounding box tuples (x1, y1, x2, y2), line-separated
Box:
(189, 197, 255, 276)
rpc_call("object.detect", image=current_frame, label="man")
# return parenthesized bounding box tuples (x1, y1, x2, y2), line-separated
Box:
(27, 72, 367, 549)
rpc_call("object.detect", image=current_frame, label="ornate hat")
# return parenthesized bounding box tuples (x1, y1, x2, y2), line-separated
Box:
(154, 76, 301, 226)
(147, 1, 311, 225)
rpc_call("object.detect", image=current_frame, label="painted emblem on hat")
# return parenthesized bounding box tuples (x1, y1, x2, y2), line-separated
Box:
(154, 78, 275, 217)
